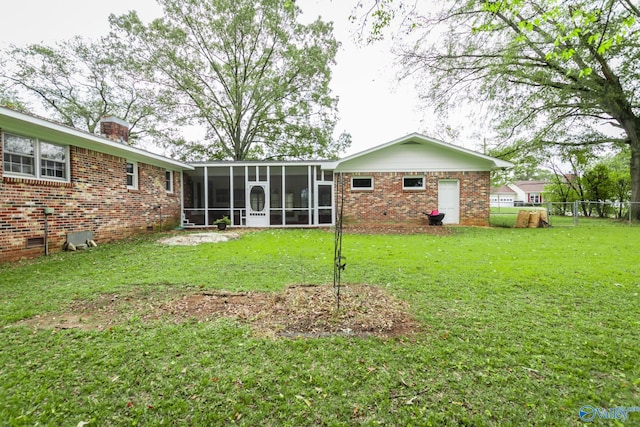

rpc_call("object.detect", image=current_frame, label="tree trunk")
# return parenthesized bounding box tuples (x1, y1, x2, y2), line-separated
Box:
(618, 115, 640, 220)
(631, 144, 640, 220)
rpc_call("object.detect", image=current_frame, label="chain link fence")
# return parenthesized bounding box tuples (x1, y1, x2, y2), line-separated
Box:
(490, 202, 640, 227)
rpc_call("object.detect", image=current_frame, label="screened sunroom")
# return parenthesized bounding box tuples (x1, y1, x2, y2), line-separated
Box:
(182, 162, 335, 227)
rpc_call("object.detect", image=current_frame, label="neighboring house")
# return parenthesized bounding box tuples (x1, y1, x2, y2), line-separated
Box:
(0, 107, 193, 262)
(513, 180, 547, 205)
(2, 108, 512, 262)
(183, 133, 512, 229)
(490, 180, 548, 207)
(490, 185, 517, 208)
(511, 180, 547, 205)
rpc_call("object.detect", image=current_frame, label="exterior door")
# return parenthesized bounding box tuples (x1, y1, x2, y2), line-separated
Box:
(438, 180, 460, 224)
(314, 182, 334, 225)
(247, 182, 269, 227)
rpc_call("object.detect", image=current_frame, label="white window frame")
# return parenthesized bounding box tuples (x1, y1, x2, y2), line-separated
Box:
(165, 170, 174, 193)
(351, 176, 373, 191)
(2, 132, 70, 182)
(403, 175, 425, 190)
(126, 161, 138, 190)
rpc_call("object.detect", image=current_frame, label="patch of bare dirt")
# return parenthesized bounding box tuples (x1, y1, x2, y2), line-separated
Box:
(157, 232, 241, 245)
(343, 224, 453, 235)
(15, 285, 422, 338)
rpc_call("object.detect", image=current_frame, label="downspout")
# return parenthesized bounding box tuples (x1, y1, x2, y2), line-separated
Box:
(43, 207, 54, 255)
(153, 205, 163, 230)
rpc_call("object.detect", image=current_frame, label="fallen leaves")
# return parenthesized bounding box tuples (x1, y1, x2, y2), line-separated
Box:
(14, 284, 421, 338)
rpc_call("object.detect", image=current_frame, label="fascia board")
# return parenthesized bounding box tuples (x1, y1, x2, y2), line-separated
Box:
(333, 132, 513, 171)
(0, 107, 193, 171)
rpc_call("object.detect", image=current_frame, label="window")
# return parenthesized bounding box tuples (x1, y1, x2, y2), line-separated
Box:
(126, 161, 138, 189)
(2, 133, 68, 181)
(165, 170, 173, 193)
(403, 176, 425, 190)
(40, 142, 67, 179)
(351, 177, 373, 190)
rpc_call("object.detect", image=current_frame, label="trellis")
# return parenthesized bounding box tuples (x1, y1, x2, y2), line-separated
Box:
(333, 173, 346, 310)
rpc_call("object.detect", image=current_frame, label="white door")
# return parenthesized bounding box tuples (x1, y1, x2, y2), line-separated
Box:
(438, 180, 459, 224)
(247, 183, 269, 227)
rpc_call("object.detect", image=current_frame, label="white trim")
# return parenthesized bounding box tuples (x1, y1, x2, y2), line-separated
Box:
(331, 133, 513, 171)
(0, 106, 192, 171)
(165, 170, 174, 193)
(2, 132, 70, 183)
(307, 165, 312, 225)
(204, 166, 209, 226)
(246, 182, 270, 227)
(351, 176, 373, 190)
(126, 161, 138, 190)
(180, 170, 185, 225)
(229, 166, 235, 226)
(403, 175, 425, 190)
(314, 180, 334, 226)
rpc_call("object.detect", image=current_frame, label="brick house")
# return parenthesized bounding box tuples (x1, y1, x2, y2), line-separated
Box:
(2, 106, 511, 261)
(0, 106, 193, 262)
(328, 133, 513, 227)
(183, 133, 512, 229)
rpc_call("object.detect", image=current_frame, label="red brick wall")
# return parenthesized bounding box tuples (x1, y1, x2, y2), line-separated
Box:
(336, 171, 490, 227)
(0, 141, 182, 262)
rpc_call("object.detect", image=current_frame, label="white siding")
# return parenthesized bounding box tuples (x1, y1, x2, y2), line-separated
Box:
(336, 142, 493, 172)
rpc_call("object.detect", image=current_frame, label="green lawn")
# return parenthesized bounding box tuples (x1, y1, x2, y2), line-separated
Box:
(1, 226, 639, 426)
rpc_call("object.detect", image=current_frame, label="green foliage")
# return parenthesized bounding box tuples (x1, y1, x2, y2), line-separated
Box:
(1, 227, 640, 425)
(489, 142, 553, 186)
(545, 147, 631, 217)
(0, 80, 27, 112)
(0, 37, 172, 143)
(358, 0, 640, 215)
(1, 0, 348, 160)
(351, 0, 400, 43)
(213, 215, 231, 226)
(603, 147, 632, 207)
(583, 164, 615, 200)
(110, 0, 348, 161)
(546, 178, 580, 204)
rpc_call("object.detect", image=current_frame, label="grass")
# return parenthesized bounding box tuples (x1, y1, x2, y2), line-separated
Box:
(1, 226, 640, 426)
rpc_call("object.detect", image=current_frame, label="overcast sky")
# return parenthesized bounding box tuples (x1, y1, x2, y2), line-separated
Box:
(0, 0, 462, 156)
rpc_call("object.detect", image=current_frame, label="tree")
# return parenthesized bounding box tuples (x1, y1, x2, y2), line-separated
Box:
(583, 163, 616, 217)
(0, 75, 27, 112)
(110, 0, 347, 161)
(547, 147, 594, 215)
(545, 175, 579, 215)
(0, 37, 169, 144)
(600, 147, 631, 217)
(356, 0, 640, 218)
(546, 146, 630, 217)
(489, 140, 554, 187)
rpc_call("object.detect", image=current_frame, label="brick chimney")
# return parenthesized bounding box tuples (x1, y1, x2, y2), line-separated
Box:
(99, 116, 130, 143)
